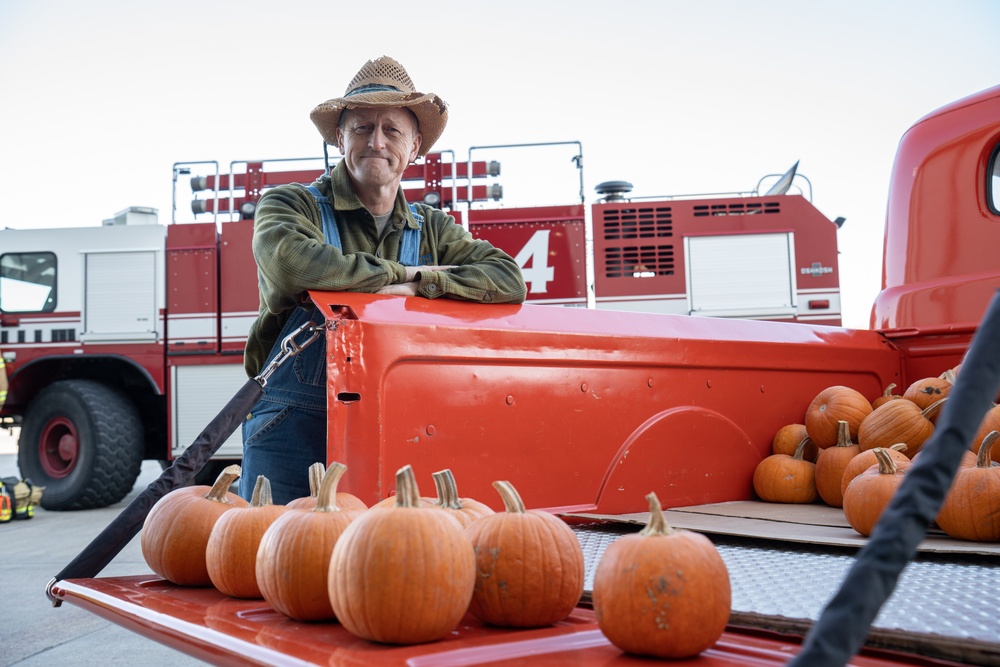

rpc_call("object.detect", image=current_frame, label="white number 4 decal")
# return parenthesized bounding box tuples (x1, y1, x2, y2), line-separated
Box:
(514, 230, 555, 294)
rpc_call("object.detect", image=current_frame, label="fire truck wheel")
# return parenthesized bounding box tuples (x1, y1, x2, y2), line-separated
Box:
(18, 379, 144, 511)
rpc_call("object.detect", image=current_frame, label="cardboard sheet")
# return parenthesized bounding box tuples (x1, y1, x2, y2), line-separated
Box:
(566, 500, 1000, 555)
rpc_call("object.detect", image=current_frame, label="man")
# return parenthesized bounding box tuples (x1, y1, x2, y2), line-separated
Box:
(241, 56, 527, 504)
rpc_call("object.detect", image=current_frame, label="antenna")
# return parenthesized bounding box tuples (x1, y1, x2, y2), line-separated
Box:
(764, 160, 800, 196)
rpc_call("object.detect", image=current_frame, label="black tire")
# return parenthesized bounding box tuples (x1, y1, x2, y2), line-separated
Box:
(18, 379, 144, 511)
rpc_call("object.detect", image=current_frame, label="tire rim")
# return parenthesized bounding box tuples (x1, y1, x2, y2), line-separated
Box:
(39, 417, 79, 479)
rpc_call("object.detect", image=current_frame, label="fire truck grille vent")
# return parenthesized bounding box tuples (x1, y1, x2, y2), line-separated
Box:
(600, 207, 673, 240)
(604, 245, 675, 278)
(693, 201, 781, 217)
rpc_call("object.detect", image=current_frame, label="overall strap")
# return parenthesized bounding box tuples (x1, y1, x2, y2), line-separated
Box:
(304, 185, 422, 265)
(305, 185, 342, 250)
(401, 204, 424, 267)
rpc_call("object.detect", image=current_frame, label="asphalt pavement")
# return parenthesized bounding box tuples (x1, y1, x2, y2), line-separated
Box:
(0, 428, 206, 666)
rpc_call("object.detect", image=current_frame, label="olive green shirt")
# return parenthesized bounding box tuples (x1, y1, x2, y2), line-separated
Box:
(244, 161, 527, 376)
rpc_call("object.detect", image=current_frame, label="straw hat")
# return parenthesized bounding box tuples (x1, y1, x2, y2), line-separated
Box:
(310, 56, 448, 156)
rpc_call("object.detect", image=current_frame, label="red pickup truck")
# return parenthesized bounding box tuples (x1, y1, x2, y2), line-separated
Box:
(48, 85, 1000, 666)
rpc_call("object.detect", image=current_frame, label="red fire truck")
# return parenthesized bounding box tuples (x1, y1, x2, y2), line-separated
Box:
(0, 140, 841, 511)
(45, 84, 1000, 666)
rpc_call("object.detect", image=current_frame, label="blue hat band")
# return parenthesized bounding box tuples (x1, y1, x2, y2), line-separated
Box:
(346, 84, 403, 97)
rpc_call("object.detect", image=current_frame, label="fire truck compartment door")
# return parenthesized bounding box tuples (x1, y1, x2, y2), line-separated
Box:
(170, 363, 247, 458)
(685, 232, 797, 319)
(81, 249, 158, 341)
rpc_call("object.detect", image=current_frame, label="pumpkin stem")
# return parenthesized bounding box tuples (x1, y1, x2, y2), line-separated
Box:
(639, 491, 676, 537)
(873, 448, 898, 475)
(394, 465, 422, 508)
(940, 369, 957, 383)
(890, 443, 908, 453)
(249, 475, 274, 507)
(835, 420, 854, 448)
(922, 397, 949, 420)
(976, 431, 999, 469)
(492, 480, 526, 513)
(204, 464, 242, 503)
(882, 383, 897, 397)
(793, 436, 814, 460)
(306, 462, 325, 497)
(314, 462, 348, 513)
(433, 469, 463, 510)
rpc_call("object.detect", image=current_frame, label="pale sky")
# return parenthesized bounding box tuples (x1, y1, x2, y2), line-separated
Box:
(1, 0, 997, 327)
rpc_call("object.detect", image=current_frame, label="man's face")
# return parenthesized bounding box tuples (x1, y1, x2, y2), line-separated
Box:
(336, 107, 422, 191)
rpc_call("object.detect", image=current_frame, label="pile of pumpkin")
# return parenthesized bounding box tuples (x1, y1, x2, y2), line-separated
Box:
(753, 365, 1000, 542)
(140, 461, 732, 659)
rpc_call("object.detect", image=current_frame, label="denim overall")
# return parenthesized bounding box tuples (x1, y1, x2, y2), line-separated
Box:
(240, 187, 423, 504)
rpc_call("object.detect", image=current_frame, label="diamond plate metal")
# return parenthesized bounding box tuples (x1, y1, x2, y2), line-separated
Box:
(574, 526, 1000, 643)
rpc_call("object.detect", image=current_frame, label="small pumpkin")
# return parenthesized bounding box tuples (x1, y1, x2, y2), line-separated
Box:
(140, 464, 248, 586)
(815, 421, 860, 508)
(372, 470, 437, 509)
(431, 469, 495, 528)
(936, 431, 1000, 541)
(842, 448, 907, 537)
(972, 404, 1000, 464)
(857, 398, 945, 457)
(206, 475, 290, 598)
(804, 385, 872, 449)
(872, 383, 903, 409)
(329, 464, 476, 644)
(840, 443, 909, 497)
(592, 492, 730, 659)
(903, 376, 952, 417)
(465, 480, 584, 628)
(288, 461, 369, 512)
(753, 437, 817, 503)
(256, 462, 363, 621)
(286, 461, 326, 510)
(771, 424, 818, 462)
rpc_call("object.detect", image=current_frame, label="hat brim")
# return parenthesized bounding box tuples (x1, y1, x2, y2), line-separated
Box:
(310, 91, 448, 157)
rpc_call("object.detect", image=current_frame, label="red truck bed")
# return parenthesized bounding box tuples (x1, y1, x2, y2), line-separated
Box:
(49, 572, 976, 667)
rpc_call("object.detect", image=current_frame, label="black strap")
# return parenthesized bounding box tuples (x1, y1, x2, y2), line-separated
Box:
(789, 288, 1000, 666)
(48, 378, 263, 599)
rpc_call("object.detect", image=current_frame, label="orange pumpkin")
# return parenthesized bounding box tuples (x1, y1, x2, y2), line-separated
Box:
(206, 475, 290, 598)
(286, 461, 325, 510)
(840, 443, 909, 497)
(843, 448, 907, 537)
(465, 480, 584, 628)
(771, 424, 818, 462)
(288, 462, 369, 511)
(431, 469, 495, 528)
(936, 431, 1000, 541)
(815, 421, 860, 508)
(329, 464, 475, 644)
(903, 376, 952, 417)
(140, 464, 248, 586)
(592, 492, 730, 658)
(972, 405, 1000, 464)
(804, 385, 872, 449)
(753, 437, 817, 503)
(857, 398, 945, 457)
(872, 383, 903, 409)
(256, 462, 363, 621)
